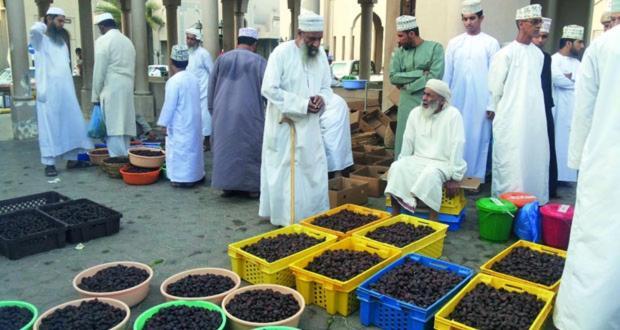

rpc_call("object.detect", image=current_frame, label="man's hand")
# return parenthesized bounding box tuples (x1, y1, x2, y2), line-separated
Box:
(308, 96, 324, 113)
(486, 111, 495, 121)
(564, 73, 573, 80)
(445, 180, 460, 198)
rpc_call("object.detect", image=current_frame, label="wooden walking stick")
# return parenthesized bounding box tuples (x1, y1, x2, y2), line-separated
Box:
(280, 117, 296, 225)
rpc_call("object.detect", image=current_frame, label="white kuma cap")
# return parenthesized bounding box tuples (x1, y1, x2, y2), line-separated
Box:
(298, 12, 324, 32)
(171, 45, 189, 62)
(47, 7, 66, 16)
(462, 0, 482, 15)
(562, 25, 584, 40)
(239, 27, 259, 40)
(541, 17, 552, 33)
(515, 4, 542, 20)
(396, 15, 417, 32)
(94, 13, 114, 25)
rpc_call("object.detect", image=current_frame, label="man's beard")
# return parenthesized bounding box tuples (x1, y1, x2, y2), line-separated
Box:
(301, 44, 319, 64)
(570, 45, 581, 58)
(47, 24, 69, 46)
(421, 101, 441, 119)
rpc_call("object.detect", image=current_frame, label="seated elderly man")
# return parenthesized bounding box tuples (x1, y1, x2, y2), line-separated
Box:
(385, 79, 467, 216)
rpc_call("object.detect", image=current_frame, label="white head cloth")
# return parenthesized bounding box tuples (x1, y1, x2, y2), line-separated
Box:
(396, 15, 418, 32)
(541, 17, 552, 33)
(515, 4, 542, 20)
(298, 12, 324, 32)
(601, 11, 612, 23)
(426, 79, 451, 103)
(94, 13, 114, 25)
(612, 0, 620, 13)
(462, 0, 482, 15)
(239, 27, 259, 39)
(47, 7, 65, 16)
(185, 27, 203, 41)
(562, 25, 584, 40)
(171, 45, 189, 61)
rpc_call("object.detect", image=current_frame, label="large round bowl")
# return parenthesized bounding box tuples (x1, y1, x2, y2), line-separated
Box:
(0, 300, 38, 330)
(72, 261, 154, 307)
(119, 165, 161, 185)
(222, 284, 305, 330)
(133, 300, 226, 330)
(128, 148, 165, 168)
(34, 298, 130, 330)
(160, 267, 241, 304)
(87, 148, 109, 166)
(101, 156, 129, 179)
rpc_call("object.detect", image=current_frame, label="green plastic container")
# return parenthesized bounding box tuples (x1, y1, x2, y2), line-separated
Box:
(0, 300, 38, 330)
(476, 197, 518, 242)
(255, 327, 300, 330)
(133, 300, 226, 330)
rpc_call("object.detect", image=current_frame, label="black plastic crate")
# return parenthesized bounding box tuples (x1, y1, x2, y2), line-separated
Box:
(0, 209, 67, 260)
(0, 191, 71, 215)
(39, 199, 122, 243)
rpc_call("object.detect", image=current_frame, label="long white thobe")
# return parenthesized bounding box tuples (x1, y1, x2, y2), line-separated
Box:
(488, 41, 549, 204)
(443, 32, 499, 182)
(553, 26, 620, 330)
(551, 53, 579, 182)
(157, 71, 204, 183)
(259, 41, 333, 226)
(92, 29, 137, 138)
(29, 22, 92, 159)
(385, 105, 467, 212)
(187, 46, 213, 137)
(320, 94, 353, 172)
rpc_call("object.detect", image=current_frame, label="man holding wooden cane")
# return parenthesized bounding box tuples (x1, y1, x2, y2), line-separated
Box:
(259, 11, 333, 227)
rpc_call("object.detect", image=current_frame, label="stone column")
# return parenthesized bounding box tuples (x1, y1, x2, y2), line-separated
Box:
(324, 0, 332, 49)
(203, 0, 220, 57)
(288, 0, 301, 39)
(221, 0, 235, 51)
(0, 2, 9, 69)
(131, 0, 155, 121)
(34, 0, 51, 19)
(358, 0, 376, 80)
(121, 0, 132, 38)
(79, 1, 95, 114)
(163, 0, 181, 59)
(7, 0, 36, 139)
(382, 0, 399, 110)
(234, 0, 249, 41)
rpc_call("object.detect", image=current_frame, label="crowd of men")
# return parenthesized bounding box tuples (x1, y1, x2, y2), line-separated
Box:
(26, 1, 619, 327)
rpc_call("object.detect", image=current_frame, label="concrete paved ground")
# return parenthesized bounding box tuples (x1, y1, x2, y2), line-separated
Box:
(0, 139, 575, 329)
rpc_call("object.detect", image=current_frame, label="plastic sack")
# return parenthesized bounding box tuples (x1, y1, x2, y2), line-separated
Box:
(514, 201, 542, 243)
(87, 104, 106, 139)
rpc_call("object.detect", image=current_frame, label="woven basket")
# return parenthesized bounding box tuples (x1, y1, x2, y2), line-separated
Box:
(101, 157, 129, 179)
(87, 148, 109, 166)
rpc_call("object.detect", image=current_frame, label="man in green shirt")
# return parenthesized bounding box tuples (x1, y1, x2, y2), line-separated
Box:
(390, 15, 445, 156)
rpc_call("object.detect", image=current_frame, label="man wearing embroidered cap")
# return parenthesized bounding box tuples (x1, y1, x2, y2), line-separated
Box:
(600, 11, 612, 31)
(385, 79, 467, 215)
(29, 7, 93, 176)
(443, 0, 499, 183)
(551, 25, 585, 183)
(92, 12, 137, 157)
(533, 17, 559, 197)
(157, 45, 205, 188)
(259, 11, 333, 226)
(611, 0, 620, 27)
(208, 27, 267, 198)
(390, 15, 444, 157)
(488, 4, 550, 204)
(554, 1, 620, 327)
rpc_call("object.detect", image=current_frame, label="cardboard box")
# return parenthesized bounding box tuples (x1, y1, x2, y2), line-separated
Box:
(459, 177, 482, 191)
(374, 158, 393, 167)
(351, 132, 380, 147)
(350, 166, 390, 197)
(353, 152, 387, 166)
(367, 148, 394, 159)
(328, 177, 369, 208)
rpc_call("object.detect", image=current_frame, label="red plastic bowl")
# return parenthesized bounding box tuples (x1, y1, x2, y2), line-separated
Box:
(120, 165, 161, 185)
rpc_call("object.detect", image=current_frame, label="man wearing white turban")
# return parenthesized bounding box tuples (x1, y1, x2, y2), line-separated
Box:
(385, 79, 467, 215)
(185, 27, 214, 151)
(30, 7, 93, 176)
(259, 11, 333, 226)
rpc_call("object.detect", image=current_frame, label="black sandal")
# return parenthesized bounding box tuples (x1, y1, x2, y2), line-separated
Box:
(45, 165, 58, 177)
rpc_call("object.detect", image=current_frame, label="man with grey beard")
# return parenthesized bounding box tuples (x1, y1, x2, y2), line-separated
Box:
(385, 79, 467, 216)
(30, 7, 92, 177)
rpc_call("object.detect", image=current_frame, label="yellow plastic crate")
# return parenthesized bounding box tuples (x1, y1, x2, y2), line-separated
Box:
(435, 273, 555, 330)
(290, 237, 400, 316)
(353, 214, 448, 258)
(480, 240, 567, 291)
(300, 204, 391, 240)
(386, 190, 466, 215)
(227, 224, 338, 287)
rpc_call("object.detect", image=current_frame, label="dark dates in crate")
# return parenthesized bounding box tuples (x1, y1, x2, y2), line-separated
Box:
(365, 222, 435, 247)
(490, 247, 565, 286)
(242, 233, 325, 262)
(312, 210, 380, 233)
(304, 249, 383, 281)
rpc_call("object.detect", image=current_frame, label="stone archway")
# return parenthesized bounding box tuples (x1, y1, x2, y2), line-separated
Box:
(350, 11, 384, 73)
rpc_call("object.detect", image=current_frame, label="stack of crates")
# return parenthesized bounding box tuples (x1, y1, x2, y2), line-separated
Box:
(386, 189, 467, 231)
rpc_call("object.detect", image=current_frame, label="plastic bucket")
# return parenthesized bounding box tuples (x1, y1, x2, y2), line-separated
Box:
(476, 198, 517, 242)
(540, 203, 574, 250)
(499, 192, 537, 208)
(0, 300, 38, 330)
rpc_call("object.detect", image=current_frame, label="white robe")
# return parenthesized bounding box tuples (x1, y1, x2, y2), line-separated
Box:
(488, 41, 549, 204)
(92, 29, 137, 137)
(259, 41, 333, 226)
(29, 22, 92, 158)
(320, 94, 353, 172)
(187, 46, 213, 137)
(553, 26, 620, 330)
(551, 53, 579, 182)
(157, 71, 204, 183)
(385, 105, 467, 212)
(443, 32, 499, 182)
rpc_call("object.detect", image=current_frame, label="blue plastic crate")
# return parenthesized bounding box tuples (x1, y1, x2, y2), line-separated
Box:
(385, 208, 465, 232)
(357, 253, 474, 330)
